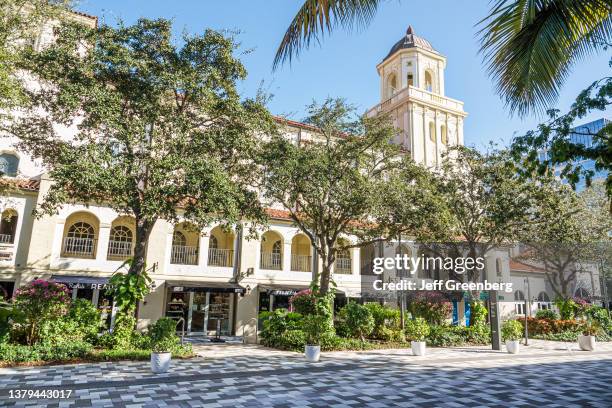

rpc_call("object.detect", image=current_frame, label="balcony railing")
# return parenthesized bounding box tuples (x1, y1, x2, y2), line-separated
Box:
(291, 254, 311, 272)
(208, 248, 234, 267)
(62, 237, 96, 258)
(0, 234, 14, 244)
(107, 240, 133, 260)
(171, 245, 198, 265)
(335, 257, 352, 274)
(260, 252, 282, 270)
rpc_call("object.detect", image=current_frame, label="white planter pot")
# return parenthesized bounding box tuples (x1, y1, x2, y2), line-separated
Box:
(151, 352, 172, 373)
(578, 335, 596, 351)
(506, 340, 520, 354)
(411, 341, 426, 356)
(304, 345, 321, 362)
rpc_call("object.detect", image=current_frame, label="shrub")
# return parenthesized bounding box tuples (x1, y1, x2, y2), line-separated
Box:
(148, 317, 180, 353)
(404, 318, 430, 342)
(0, 340, 91, 363)
(535, 309, 558, 320)
(585, 306, 611, 333)
(110, 315, 138, 350)
(289, 289, 317, 315)
(466, 324, 490, 344)
(426, 325, 464, 347)
(13, 279, 71, 344)
(67, 299, 102, 342)
(555, 298, 578, 320)
(302, 314, 333, 346)
(502, 320, 523, 341)
(407, 292, 452, 325)
(364, 302, 400, 339)
(339, 302, 374, 340)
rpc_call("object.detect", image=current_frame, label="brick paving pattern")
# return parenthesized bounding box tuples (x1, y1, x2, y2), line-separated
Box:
(0, 340, 610, 407)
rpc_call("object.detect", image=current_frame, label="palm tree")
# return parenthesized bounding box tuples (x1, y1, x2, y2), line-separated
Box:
(478, 0, 611, 117)
(273, 0, 383, 69)
(274, 0, 610, 117)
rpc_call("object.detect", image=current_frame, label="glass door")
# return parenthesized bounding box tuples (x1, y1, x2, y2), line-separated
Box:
(190, 292, 207, 333)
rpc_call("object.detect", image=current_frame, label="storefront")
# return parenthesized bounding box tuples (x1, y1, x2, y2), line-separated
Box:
(164, 281, 245, 336)
(51, 275, 115, 329)
(257, 284, 311, 314)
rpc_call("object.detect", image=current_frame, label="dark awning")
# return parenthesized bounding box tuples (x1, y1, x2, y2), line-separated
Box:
(259, 284, 343, 296)
(166, 280, 246, 294)
(51, 275, 110, 290)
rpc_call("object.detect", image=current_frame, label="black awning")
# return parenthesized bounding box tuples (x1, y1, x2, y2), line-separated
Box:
(259, 284, 310, 296)
(166, 280, 246, 294)
(51, 275, 110, 290)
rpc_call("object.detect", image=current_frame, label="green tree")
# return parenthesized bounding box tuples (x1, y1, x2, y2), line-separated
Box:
(10, 18, 276, 278)
(427, 146, 536, 283)
(0, 0, 74, 110)
(478, 0, 611, 116)
(261, 98, 431, 293)
(517, 179, 612, 299)
(511, 77, 611, 206)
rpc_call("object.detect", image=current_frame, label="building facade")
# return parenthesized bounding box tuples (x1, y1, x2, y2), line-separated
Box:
(0, 19, 602, 342)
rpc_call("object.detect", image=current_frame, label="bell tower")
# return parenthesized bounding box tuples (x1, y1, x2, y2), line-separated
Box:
(367, 25, 467, 167)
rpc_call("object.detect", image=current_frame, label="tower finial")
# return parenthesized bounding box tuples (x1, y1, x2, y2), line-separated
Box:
(406, 25, 414, 35)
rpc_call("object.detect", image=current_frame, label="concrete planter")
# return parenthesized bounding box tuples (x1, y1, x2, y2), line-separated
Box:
(304, 345, 321, 362)
(151, 352, 172, 373)
(411, 341, 426, 356)
(506, 340, 520, 354)
(578, 335, 596, 351)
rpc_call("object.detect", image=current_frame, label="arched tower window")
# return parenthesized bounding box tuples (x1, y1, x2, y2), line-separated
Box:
(429, 122, 436, 142)
(424, 70, 434, 92)
(0, 153, 19, 177)
(440, 124, 448, 145)
(407, 73, 414, 87)
(387, 74, 397, 99)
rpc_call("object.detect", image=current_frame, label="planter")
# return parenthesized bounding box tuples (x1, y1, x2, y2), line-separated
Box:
(304, 345, 321, 362)
(151, 352, 171, 373)
(411, 341, 426, 356)
(578, 335, 596, 351)
(506, 340, 520, 354)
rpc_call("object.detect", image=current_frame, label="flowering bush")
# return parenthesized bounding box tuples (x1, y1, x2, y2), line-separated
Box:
(13, 280, 71, 344)
(407, 291, 452, 325)
(289, 289, 317, 315)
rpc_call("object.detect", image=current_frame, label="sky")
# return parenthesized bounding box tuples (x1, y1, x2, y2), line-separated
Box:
(78, 0, 611, 149)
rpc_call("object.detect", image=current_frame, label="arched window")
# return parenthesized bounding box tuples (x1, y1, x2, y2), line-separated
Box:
(209, 235, 218, 249)
(387, 74, 397, 98)
(407, 73, 414, 87)
(64, 222, 96, 257)
(424, 70, 433, 92)
(172, 231, 186, 247)
(514, 290, 525, 301)
(574, 288, 589, 299)
(272, 240, 282, 255)
(429, 122, 436, 142)
(537, 292, 549, 302)
(495, 258, 503, 277)
(68, 222, 95, 240)
(111, 226, 132, 243)
(0, 209, 18, 244)
(440, 125, 448, 145)
(0, 153, 19, 177)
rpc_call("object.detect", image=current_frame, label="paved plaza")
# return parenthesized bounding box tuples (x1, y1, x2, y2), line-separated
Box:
(0, 340, 611, 407)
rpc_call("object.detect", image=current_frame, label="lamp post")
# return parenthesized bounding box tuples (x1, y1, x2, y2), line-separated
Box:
(524, 277, 530, 346)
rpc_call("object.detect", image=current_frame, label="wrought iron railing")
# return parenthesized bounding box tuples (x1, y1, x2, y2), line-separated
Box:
(291, 254, 311, 272)
(0, 234, 14, 244)
(260, 252, 282, 270)
(171, 245, 198, 265)
(62, 237, 96, 258)
(107, 240, 132, 260)
(208, 248, 234, 267)
(335, 257, 352, 274)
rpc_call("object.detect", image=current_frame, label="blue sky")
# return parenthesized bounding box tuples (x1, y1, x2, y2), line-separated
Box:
(78, 0, 611, 149)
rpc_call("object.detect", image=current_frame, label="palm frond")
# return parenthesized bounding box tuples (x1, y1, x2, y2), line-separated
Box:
(273, 0, 383, 70)
(478, 0, 612, 117)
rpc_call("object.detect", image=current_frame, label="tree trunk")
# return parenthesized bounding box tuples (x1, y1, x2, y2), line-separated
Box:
(128, 217, 154, 276)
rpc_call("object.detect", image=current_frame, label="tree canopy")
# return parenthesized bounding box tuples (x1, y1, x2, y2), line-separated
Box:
(10, 18, 276, 277)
